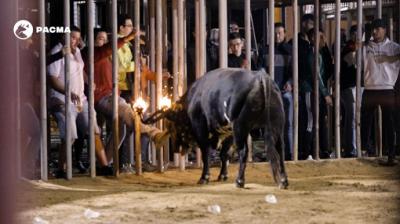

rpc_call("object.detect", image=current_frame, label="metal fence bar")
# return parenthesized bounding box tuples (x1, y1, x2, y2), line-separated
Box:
(156, 0, 164, 172)
(356, 0, 363, 158)
(314, 0, 320, 160)
(39, 0, 48, 181)
(112, 0, 120, 177)
(334, 0, 341, 159)
(64, 0, 73, 180)
(219, 0, 227, 68)
(87, 0, 96, 178)
(292, 0, 299, 161)
(268, 0, 275, 80)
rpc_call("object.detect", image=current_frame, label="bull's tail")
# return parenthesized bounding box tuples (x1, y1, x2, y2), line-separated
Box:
(258, 70, 272, 129)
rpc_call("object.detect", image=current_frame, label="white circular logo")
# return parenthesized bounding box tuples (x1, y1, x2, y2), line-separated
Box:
(13, 20, 33, 40)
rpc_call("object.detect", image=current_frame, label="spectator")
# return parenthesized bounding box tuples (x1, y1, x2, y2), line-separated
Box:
(340, 25, 358, 157)
(258, 22, 293, 160)
(228, 32, 248, 68)
(87, 28, 169, 172)
(361, 19, 400, 165)
(307, 28, 333, 159)
(117, 15, 135, 101)
(47, 26, 110, 178)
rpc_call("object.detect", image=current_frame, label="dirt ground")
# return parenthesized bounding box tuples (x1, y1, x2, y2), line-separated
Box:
(17, 158, 400, 224)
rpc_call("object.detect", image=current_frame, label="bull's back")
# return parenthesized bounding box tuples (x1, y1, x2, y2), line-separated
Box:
(186, 68, 267, 129)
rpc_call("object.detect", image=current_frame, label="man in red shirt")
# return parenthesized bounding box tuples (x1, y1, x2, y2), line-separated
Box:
(84, 28, 168, 171)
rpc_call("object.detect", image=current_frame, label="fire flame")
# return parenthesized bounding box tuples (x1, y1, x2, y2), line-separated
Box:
(159, 96, 171, 109)
(133, 97, 148, 113)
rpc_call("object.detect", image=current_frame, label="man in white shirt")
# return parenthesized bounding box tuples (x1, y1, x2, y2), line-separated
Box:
(48, 27, 110, 177)
(361, 19, 400, 165)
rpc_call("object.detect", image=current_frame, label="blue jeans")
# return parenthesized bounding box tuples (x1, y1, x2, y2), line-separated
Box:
(282, 92, 293, 159)
(341, 88, 356, 156)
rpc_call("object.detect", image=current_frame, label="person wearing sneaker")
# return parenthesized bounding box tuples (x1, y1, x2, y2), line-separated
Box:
(85, 28, 169, 173)
(361, 19, 400, 166)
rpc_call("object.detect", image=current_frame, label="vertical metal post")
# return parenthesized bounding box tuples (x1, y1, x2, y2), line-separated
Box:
(134, 0, 142, 175)
(15, 0, 21, 180)
(156, 0, 164, 172)
(149, 0, 157, 166)
(134, 0, 141, 100)
(314, 0, 320, 160)
(39, 0, 48, 181)
(389, 10, 393, 40)
(377, 0, 382, 19)
(244, 0, 253, 162)
(172, 0, 180, 167)
(199, 0, 207, 77)
(178, 0, 185, 97)
(87, 0, 96, 177)
(292, 0, 299, 161)
(219, 0, 227, 68)
(377, 0, 383, 158)
(245, 0, 251, 70)
(112, 0, 120, 176)
(269, 0, 275, 80)
(64, 0, 73, 180)
(356, 0, 363, 158)
(335, 0, 341, 159)
(194, 0, 203, 168)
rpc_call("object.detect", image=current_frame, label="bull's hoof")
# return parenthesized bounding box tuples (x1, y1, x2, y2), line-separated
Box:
(235, 179, 245, 188)
(197, 178, 209, 185)
(217, 175, 228, 182)
(278, 178, 289, 189)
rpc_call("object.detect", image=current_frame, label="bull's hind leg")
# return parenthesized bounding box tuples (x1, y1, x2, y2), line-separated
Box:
(198, 144, 210, 184)
(265, 132, 288, 189)
(233, 124, 250, 188)
(218, 136, 233, 181)
(191, 115, 211, 185)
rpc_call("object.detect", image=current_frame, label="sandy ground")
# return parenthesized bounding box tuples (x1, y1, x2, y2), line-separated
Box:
(17, 158, 400, 224)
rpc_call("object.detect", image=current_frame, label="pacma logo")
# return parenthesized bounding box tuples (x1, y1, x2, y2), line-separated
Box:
(14, 19, 71, 40)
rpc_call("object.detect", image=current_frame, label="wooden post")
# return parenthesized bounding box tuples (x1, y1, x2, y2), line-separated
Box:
(356, 0, 363, 158)
(112, 0, 120, 176)
(219, 0, 228, 68)
(314, 0, 320, 160)
(292, 0, 299, 161)
(134, 0, 142, 175)
(134, 111, 142, 175)
(156, 0, 164, 172)
(64, 0, 73, 180)
(87, 0, 96, 177)
(39, 0, 48, 181)
(334, 0, 341, 159)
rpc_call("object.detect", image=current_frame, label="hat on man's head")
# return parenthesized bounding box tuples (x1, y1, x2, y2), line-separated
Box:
(371, 19, 386, 29)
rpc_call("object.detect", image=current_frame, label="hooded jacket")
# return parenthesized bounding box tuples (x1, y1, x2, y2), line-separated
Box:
(363, 38, 400, 90)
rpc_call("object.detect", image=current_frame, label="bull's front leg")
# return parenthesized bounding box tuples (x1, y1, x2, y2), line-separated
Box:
(218, 136, 233, 181)
(198, 145, 210, 184)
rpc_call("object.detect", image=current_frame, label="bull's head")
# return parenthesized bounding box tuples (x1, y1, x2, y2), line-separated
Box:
(142, 95, 196, 154)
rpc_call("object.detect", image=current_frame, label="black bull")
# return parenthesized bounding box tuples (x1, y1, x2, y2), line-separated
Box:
(143, 68, 288, 189)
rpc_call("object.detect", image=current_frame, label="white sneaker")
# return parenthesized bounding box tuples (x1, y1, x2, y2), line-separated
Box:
(306, 155, 314, 161)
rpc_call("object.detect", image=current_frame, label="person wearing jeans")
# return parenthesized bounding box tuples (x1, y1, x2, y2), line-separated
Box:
(361, 19, 400, 165)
